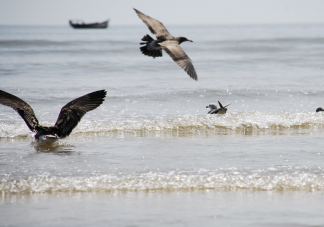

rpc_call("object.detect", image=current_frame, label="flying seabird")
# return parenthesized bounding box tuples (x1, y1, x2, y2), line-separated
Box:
(0, 89, 107, 140)
(316, 107, 324, 112)
(206, 101, 231, 114)
(134, 8, 198, 81)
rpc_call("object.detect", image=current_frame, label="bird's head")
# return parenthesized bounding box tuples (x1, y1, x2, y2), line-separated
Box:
(178, 36, 193, 44)
(206, 104, 217, 109)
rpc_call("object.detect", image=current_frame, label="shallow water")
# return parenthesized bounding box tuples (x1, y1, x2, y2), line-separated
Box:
(2, 191, 324, 227)
(1, 24, 324, 226)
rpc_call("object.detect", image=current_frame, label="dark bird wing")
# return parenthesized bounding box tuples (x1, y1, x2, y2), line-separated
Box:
(54, 90, 107, 138)
(209, 109, 220, 114)
(218, 101, 231, 109)
(134, 8, 173, 40)
(0, 90, 39, 131)
(160, 41, 198, 80)
(316, 107, 324, 112)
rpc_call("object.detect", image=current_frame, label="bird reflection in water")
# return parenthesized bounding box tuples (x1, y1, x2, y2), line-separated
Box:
(32, 138, 75, 153)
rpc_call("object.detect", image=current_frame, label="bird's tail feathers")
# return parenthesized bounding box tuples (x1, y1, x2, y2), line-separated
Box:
(141, 34, 154, 42)
(140, 45, 162, 58)
(139, 34, 162, 58)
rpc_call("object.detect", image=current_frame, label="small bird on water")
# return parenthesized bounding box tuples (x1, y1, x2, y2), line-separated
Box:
(206, 101, 231, 114)
(316, 107, 324, 112)
(134, 8, 198, 81)
(0, 89, 106, 140)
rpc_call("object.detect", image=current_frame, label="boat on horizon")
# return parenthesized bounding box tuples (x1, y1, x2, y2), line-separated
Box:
(69, 19, 109, 29)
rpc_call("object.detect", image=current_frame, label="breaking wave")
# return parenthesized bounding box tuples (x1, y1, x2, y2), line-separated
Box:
(1, 167, 324, 194)
(1, 111, 324, 138)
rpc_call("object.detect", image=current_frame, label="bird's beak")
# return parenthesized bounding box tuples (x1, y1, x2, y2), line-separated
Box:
(189, 40, 193, 42)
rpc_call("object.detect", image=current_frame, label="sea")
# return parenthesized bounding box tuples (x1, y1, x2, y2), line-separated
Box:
(0, 23, 324, 226)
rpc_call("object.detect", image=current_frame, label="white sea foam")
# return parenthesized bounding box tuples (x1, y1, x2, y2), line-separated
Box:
(1, 169, 324, 194)
(1, 112, 323, 138)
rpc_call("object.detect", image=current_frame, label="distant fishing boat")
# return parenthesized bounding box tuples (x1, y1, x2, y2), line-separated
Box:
(69, 19, 109, 29)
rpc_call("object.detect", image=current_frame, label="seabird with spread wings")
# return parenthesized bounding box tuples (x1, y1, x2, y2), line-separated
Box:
(0, 89, 106, 140)
(134, 8, 198, 81)
(206, 101, 231, 114)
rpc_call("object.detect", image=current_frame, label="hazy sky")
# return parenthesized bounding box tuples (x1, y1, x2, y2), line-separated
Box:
(0, 0, 324, 25)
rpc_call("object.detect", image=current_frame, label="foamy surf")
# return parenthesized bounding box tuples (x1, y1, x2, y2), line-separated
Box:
(1, 167, 324, 194)
(1, 112, 323, 138)
(1, 112, 324, 138)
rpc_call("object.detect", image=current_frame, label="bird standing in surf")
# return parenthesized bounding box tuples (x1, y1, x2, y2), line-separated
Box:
(134, 8, 198, 81)
(0, 89, 106, 140)
(206, 101, 231, 114)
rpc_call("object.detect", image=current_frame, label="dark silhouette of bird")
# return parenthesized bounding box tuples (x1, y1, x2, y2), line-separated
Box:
(316, 107, 324, 112)
(206, 101, 231, 114)
(0, 89, 106, 140)
(134, 8, 198, 81)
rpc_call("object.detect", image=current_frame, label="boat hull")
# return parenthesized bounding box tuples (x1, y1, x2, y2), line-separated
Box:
(69, 20, 109, 29)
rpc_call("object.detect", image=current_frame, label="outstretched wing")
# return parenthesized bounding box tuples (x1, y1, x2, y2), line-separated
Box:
(54, 90, 107, 138)
(218, 101, 224, 108)
(209, 109, 220, 114)
(134, 8, 173, 40)
(160, 41, 198, 80)
(218, 101, 231, 109)
(0, 90, 39, 131)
